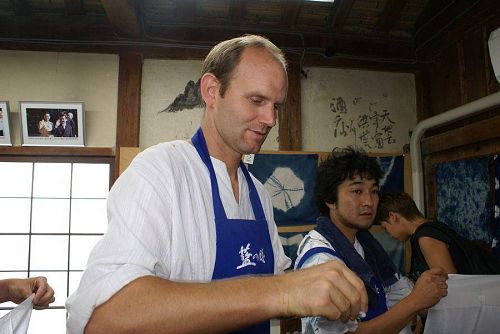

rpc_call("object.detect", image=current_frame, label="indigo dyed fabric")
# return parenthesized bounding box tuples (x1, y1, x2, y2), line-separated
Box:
(494, 155, 500, 256)
(372, 230, 406, 275)
(248, 154, 319, 226)
(279, 230, 406, 273)
(376, 155, 404, 194)
(436, 157, 491, 243)
(279, 232, 307, 268)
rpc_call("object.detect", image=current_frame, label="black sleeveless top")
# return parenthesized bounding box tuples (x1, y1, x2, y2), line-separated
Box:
(410, 221, 500, 278)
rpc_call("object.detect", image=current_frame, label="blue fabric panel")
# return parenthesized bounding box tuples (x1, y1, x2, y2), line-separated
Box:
(373, 156, 405, 273)
(248, 154, 319, 226)
(371, 230, 406, 275)
(494, 155, 500, 256)
(376, 155, 404, 194)
(279, 232, 307, 268)
(436, 157, 491, 243)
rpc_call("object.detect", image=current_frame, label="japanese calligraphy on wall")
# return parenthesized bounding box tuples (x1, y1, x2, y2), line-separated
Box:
(330, 95, 396, 149)
(302, 67, 416, 153)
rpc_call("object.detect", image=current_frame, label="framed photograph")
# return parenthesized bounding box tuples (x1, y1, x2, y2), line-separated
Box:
(19, 101, 85, 147)
(0, 101, 12, 146)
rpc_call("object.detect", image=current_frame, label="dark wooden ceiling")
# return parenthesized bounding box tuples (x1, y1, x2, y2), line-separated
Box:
(0, 0, 491, 64)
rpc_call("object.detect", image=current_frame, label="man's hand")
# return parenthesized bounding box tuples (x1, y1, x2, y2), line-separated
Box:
(408, 268, 448, 312)
(7, 276, 55, 309)
(277, 260, 368, 322)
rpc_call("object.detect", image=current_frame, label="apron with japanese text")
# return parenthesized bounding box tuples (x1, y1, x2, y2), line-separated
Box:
(192, 128, 275, 334)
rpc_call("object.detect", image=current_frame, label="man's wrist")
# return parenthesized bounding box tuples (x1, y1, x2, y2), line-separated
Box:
(401, 292, 421, 315)
(270, 274, 293, 318)
(0, 279, 13, 302)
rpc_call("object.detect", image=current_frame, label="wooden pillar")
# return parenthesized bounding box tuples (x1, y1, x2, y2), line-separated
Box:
(279, 61, 302, 150)
(116, 52, 142, 148)
(115, 53, 142, 180)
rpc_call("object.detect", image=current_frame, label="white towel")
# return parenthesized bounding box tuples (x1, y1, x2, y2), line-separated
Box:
(424, 274, 500, 334)
(0, 294, 34, 334)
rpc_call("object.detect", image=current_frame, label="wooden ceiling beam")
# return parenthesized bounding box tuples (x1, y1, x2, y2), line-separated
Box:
(101, 0, 141, 38)
(13, 0, 31, 16)
(413, 0, 449, 35)
(0, 38, 418, 70)
(415, 0, 499, 60)
(414, 0, 474, 49)
(175, 0, 198, 20)
(0, 39, 210, 59)
(229, 0, 246, 21)
(145, 25, 415, 60)
(331, 0, 355, 32)
(376, 0, 407, 32)
(279, 0, 302, 27)
(0, 13, 115, 40)
(64, 0, 85, 15)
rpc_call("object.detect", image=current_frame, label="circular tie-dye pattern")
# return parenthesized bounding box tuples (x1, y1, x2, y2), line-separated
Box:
(264, 167, 305, 212)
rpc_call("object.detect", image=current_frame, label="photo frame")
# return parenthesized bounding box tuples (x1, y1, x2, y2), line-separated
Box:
(19, 101, 85, 147)
(0, 101, 12, 146)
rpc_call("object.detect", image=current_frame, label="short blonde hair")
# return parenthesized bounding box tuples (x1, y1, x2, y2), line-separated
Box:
(202, 35, 287, 98)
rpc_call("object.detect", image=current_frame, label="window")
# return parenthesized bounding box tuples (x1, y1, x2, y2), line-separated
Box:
(0, 154, 113, 333)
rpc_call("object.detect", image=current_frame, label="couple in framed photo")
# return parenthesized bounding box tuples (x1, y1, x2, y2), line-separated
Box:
(0, 101, 85, 147)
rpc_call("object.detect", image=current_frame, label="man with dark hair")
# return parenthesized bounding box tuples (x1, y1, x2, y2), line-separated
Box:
(52, 113, 74, 137)
(295, 148, 448, 334)
(67, 35, 368, 334)
(378, 191, 500, 277)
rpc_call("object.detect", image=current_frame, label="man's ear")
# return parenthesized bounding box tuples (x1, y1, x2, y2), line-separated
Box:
(388, 211, 398, 223)
(200, 73, 219, 109)
(325, 202, 336, 210)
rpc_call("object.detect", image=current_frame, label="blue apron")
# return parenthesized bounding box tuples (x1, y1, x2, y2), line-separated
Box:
(296, 246, 387, 321)
(192, 128, 275, 334)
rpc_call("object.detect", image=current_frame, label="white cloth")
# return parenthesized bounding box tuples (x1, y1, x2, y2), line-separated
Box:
(295, 230, 413, 334)
(0, 294, 33, 334)
(66, 140, 290, 333)
(424, 274, 500, 334)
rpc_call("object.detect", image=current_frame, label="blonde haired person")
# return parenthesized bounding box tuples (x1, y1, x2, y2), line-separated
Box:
(66, 35, 368, 334)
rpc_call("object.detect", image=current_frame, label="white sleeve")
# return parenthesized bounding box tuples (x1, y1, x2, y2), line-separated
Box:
(384, 275, 413, 309)
(66, 154, 173, 334)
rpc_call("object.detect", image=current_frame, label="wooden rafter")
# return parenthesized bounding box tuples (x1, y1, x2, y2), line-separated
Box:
(331, 0, 355, 31)
(414, 0, 474, 47)
(13, 0, 31, 16)
(413, 0, 449, 35)
(279, 0, 302, 27)
(64, 0, 85, 15)
(229, 0, 246, 21)
(101, 0, 141, 38)
(175, 0, 197, 20)
(376, 0, 407, 32)
(145, 24, 414, 60)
